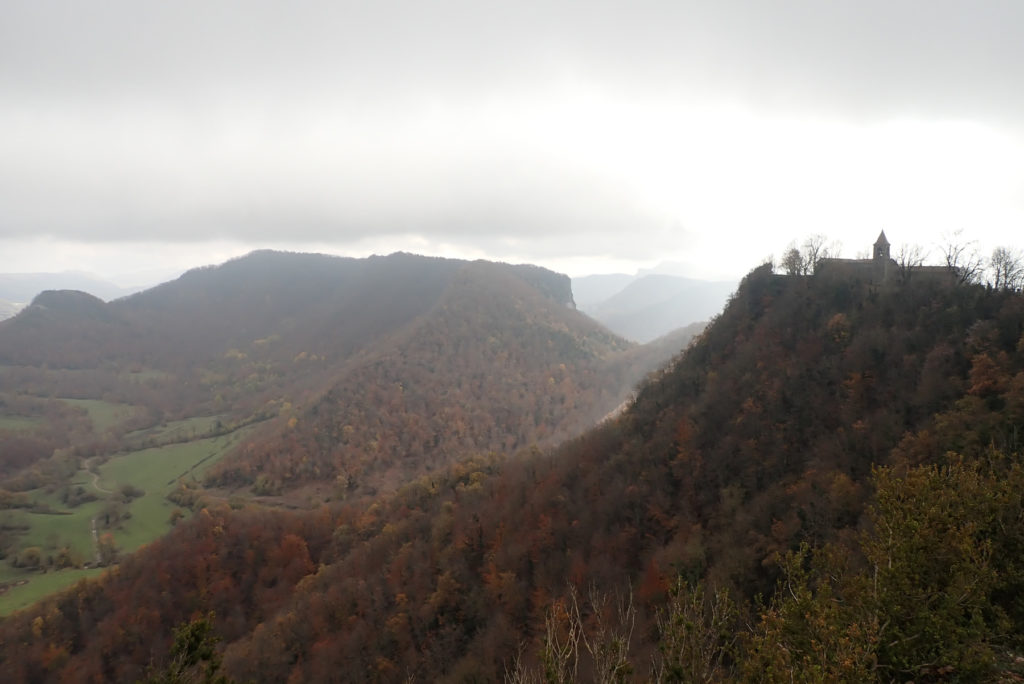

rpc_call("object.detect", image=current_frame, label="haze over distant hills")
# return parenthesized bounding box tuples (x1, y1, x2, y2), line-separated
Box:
(0, 298, 21, 321)
(0, 261, 735, 341)
(0, 272, 155, 321)
(0, 272, 144, 304)
(573, 267, 736, 342)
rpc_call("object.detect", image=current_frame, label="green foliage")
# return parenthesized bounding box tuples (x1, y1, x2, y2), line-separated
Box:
(866, 459, 1019, 679)
(143, 613, 232, 684)
(746, 456, 1024, 682)
(744, 545, 880, 683)
(120, 483, 146, 502)
(12, 545, 43, 570)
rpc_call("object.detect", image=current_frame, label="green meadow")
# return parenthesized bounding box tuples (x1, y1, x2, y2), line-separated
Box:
(0, 415, 42, 432)
(0, 425, 250, 615)
(123, 415, 225, 448)
(59, 398, 143, 432)
(0, 566, 105, 615)
(96, 429, 248, 552)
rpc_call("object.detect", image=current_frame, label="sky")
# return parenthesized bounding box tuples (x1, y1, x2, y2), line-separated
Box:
(2, 1, 1023, 286)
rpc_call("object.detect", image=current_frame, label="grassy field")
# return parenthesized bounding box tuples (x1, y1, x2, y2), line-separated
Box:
(0, 424, 251, 615)
(59, 398, 143, 433)
(123, 415, 225, 447)
(5, 497, 105, 560)
(0, 415, 42, 431)
(97, 428, 249, 552)
(0, 566, 105, 615)
(120, 368, 174, 383)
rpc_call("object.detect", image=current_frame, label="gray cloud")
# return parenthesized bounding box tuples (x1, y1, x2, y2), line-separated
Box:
(2, 1, 1023, 271)
(5, 1, 1021, 118)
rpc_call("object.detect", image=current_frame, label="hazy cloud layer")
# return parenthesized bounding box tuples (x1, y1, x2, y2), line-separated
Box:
(2, 1, 1023, 276)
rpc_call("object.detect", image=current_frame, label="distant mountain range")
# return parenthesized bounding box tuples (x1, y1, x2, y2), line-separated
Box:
(0, 272, 142, 304)
(573, 271, 736, 342)
(0, 272, 151, 321)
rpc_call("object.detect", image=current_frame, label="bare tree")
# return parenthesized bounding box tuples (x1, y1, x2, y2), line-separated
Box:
(940, 230, 985, 284)
(506, 586, 635, 684)
(895, 243, 927, 282)
(989, 246, 1024, 291)
(802, 234, 841, 274)
(539, 590, 583, 684)
(652, 579, 738, 684)
(504, 645, 540, 684)
(580, 586, 636, 684)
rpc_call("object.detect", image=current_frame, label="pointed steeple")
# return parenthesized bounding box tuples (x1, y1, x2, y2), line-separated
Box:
(874, 230, 890, 261)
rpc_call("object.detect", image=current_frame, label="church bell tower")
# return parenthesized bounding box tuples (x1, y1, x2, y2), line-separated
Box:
(874, 230, 890, 262)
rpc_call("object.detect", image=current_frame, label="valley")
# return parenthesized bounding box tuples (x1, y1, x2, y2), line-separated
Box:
(0, 251, 695, 622)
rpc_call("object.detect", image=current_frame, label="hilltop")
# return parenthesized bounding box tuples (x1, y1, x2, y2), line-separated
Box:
(2, 260, 1021, 681)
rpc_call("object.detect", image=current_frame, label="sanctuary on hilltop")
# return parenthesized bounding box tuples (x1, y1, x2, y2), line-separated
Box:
(816, 231, 953, 284)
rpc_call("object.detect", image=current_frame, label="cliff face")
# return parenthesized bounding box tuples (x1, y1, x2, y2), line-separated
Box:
(508, 263, 576, 309)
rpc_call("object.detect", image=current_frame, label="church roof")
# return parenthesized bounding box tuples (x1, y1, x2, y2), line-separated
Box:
(875, 230, 889, 247)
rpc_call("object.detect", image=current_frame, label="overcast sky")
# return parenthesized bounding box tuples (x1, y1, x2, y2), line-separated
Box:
(2, 1, 1023, 285)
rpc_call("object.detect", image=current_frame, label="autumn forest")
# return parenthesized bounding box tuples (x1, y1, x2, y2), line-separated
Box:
(1, 244, 1024, 682)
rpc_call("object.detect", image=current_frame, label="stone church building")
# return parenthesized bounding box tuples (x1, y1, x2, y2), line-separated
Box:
(816, 231, 953, 283)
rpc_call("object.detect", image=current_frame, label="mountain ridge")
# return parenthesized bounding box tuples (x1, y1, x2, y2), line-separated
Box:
(0, 248, 689, 511)
(4, 262, 1021, 680)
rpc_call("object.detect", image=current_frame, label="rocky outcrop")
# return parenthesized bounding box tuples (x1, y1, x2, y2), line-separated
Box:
(509, 264, 576, 309)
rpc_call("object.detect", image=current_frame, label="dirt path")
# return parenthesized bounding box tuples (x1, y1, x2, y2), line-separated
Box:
(84, 457, 110, 565)
(90, 470, 112, 495)
(84, 457, 113, 495)
(90, 517, 101, 565)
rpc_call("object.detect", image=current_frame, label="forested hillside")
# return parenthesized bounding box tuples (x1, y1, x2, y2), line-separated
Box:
(3, 261, 1022, 682)
(0, 251, 665, 493)
(206, 259, 645, 497)
(0, 251, 688, 615)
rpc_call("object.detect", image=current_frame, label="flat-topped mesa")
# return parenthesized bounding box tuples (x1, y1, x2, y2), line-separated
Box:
(507, 264, 576, 309)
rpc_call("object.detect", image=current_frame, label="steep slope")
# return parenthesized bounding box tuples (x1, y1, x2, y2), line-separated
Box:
(0, 250, 679, 499)
(211, 266, 1024, 680)
(4, 263, 1022, 681)
(207, 259, 634, 496)
(0, 250, 694, 626)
